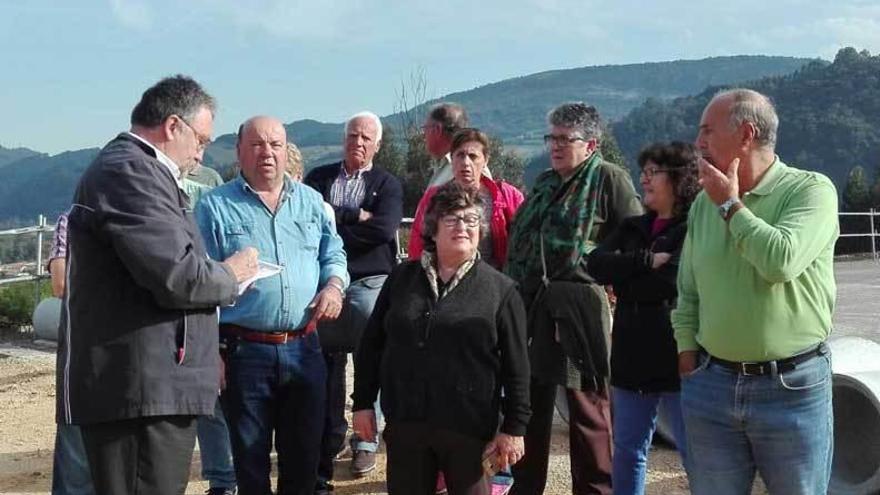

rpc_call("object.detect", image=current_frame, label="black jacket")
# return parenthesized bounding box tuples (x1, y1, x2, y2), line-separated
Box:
(304, 162, 403, 280)
(587, 212, 687, 393)
(352, 260, 531, 441)
(58, 134, 238, 425)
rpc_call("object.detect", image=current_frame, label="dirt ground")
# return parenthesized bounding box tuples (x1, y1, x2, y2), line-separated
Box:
(0, 340, 697, 495)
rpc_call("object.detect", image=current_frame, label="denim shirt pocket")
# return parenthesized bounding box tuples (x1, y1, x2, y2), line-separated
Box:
(222, 222, 255, 252)
(290, 220, 320, 251)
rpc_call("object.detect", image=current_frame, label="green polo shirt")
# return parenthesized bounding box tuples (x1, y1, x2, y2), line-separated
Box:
(672, 158, 838, 361)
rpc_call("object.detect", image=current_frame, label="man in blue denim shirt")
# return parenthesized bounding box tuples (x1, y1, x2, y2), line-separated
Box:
(195, 116, 349, 495)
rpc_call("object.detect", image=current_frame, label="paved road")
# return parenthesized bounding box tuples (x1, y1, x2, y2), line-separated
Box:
(833, 258, 880, 342)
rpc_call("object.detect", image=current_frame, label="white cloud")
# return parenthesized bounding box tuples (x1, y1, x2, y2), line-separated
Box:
(109, 0, 154, 32)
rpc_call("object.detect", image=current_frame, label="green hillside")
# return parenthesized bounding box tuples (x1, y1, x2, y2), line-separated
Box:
(0, 55, 815, 226)
(613, 48, 880, 190)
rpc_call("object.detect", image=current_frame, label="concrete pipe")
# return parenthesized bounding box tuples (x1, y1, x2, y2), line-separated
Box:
(32, 297, 62, 341)
(829, 371, 880, 495)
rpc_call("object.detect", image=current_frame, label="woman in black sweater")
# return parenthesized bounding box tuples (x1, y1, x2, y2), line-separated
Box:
(352, 182, 530, 495)
(586, 142, 700, 495)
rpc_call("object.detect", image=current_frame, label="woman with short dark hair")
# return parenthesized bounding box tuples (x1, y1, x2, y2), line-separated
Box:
(587, 141, 700, 495)
(409, 128, 524, 270)
(353, 182, 531, 495)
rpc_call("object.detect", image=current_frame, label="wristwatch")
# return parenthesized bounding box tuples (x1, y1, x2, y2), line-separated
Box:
(718, 197, 741, 220)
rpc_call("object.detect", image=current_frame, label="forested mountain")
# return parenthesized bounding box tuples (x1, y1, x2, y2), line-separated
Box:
(400, 55, 814, 140)
(0, 55, 815, 226)
(613, 48, 880, 190)
(0, 149, 99, 224)
(0, 145, 41, 168)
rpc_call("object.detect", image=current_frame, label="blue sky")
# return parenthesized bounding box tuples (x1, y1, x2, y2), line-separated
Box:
(2, 0, 879, 154)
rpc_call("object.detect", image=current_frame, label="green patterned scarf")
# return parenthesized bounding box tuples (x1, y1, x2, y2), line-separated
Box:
(506, 152, 602, 284)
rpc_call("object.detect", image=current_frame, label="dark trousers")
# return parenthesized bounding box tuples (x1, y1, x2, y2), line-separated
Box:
(317, 351, 348, 482)
(511, 380, 613, 495)
(80, 415, 197, 495)
(221, 332, 327, 495)
(385, 422, 489, 495)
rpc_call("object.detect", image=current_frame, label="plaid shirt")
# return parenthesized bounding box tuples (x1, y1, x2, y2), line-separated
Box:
(49, 211, 69, 260)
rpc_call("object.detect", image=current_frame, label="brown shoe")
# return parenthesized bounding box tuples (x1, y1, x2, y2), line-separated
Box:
(350, 449, 376, 476)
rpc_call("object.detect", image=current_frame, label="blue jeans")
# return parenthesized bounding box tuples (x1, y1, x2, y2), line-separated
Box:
(52, 423, 95, 495)
(681, 347, 833, 495)
(611, 387, 687, 495)
(221, 331, 327, 495)
(320, 276, 386, 459)
(197, 398, 236, 490)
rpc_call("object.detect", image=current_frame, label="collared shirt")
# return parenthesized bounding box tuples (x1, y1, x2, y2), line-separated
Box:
(329, 161, 372, 209)
(126, 131, 182, 186)
(672, 158, 839, 361)
(195, 175, 349, 332)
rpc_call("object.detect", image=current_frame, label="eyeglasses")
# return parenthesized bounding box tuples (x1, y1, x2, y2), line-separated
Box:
(543, 134, 586, 147)
(176, 115, 212, 150)
(640, 167, 671, 179)
(441, 213, 481, 228)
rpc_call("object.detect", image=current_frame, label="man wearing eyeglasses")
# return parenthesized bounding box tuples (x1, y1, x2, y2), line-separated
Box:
(58, 75, 259, 495)
(423, 102, 492, 189)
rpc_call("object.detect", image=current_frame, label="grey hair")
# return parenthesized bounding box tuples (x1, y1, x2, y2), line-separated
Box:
(547, 102, 603, 141)
(130, 74, 216, 127)
(713, 88, 778, 149)
(345, 111, 383, 142)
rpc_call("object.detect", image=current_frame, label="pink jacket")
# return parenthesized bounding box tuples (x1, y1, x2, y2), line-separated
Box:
(408, 176, 525, 268)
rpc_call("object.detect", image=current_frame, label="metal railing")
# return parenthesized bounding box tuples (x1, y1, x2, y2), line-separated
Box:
(2, 210, 879, 314)
(838, 210, 879, 261)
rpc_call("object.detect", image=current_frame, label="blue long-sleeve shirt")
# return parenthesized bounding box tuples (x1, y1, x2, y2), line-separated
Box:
(195, 176, 349, 332)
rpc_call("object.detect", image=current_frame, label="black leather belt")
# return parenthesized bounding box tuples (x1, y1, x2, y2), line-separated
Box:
(706, 345, 825, 376)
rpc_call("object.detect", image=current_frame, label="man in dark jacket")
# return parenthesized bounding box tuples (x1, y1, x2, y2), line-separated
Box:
(59, 75, 258, 495)
(305, 111, 403, 489)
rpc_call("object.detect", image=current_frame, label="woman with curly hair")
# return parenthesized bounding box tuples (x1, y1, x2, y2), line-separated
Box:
(586, 141, 701, 495)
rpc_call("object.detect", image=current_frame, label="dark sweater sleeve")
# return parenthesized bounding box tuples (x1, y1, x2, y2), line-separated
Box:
(352, 267, 395, 411)
(587, 221, 651, 286)
(496, 284, 531, 436)
(337, 174, 404, 252)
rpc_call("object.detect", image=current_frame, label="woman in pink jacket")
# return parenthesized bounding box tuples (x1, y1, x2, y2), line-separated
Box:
(409, 128, 524, 270)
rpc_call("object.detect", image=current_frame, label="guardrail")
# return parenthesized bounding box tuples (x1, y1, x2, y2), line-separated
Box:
(838, 210, 879, 261)
(1, 210, 878, 316)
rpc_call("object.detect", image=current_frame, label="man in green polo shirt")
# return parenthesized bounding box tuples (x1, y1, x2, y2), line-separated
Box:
(672, 88, 838, 495)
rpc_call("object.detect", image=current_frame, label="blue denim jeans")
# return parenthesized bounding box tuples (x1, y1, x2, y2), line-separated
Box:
(681, 347, 833, 495)
(221, 331, 327, 495)
(52, 423, 95, 495)
(611, 387, 687, 495)
(197, 398, 236, 490)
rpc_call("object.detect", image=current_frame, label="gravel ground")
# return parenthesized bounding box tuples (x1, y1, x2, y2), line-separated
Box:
(0, 346, 695, 495)
(3, 258, 876, 494)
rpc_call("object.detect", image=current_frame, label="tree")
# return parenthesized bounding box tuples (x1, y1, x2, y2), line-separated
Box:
(488, 137, 525, 191)
(843, 166, 871, 212)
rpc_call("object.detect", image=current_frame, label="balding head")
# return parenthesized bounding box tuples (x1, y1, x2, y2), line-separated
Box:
(709, 89, 778, 150)
(236, 116, 288, 191)
(424, 102, 469, 158)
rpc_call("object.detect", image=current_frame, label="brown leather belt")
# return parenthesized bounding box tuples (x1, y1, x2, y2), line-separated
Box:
(220, 323, 314, 345)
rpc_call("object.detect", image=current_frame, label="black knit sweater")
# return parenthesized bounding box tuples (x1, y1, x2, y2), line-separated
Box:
(353, 260, 531, 440)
